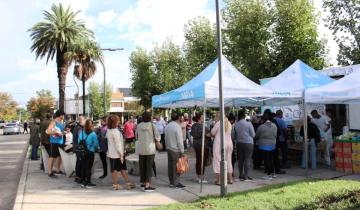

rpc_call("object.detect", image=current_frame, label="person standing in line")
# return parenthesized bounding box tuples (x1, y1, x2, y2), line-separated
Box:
(300, 116, 321, 169)
(30, 119, 41, 160)
(95, 116, 108, 179)
(78, 119, 99, 188)
(183, 113, 192, 149)
(274, 110, 290, 168)
(179, 115, 187, 150)
(165, 112, 186, 189)
(311, 110, 332, 167)
(232, 110, 255, 181)
(227, 113, 237, 180)
(269, 112, 286, 175)
(154, 115, 167, 151)
(63, 124, 73, 152)
(123, 116, 136, 148)
(255, 111, 277, 180)
(211, 112, 234, 185)
(73, 116, 86, 184)
(137, 111, 161, 192)
(107, 115, 135, 190)
(23, 121, 29, 134)
(45, 110, 65, 178)
(191, 113, 211, 183)
(39, 113, 52, 170)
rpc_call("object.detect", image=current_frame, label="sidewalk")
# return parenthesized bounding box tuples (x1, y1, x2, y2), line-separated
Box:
(14, 150, 353, 210)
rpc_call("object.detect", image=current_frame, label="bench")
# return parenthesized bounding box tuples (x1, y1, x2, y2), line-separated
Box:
(58, 148, 76, 177)
(126, 154, 139, 176)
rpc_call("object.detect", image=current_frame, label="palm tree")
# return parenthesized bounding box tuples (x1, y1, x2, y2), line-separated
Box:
(66, 38, 103, 115)
(29, 3, 93, 112)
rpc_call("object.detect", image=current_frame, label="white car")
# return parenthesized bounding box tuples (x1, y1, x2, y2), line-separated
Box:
(3, 123, 21, 135)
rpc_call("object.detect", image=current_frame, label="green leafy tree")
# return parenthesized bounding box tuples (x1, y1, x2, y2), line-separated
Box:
(324, 0, 360, 65)
(223, 0, 273, 81)
(26, 90, 56, 120)
(17, 108, 30, 122)
(272, 0, 326, 73)
(29, 3, 93, 112)
(152, 40, 188, 93)
(0, 92, 18, 121)
(87, 81, 111, 120)
(66, 38, 103, 115)
(129, 48, 155, 109)
(183, 16, 217, 77)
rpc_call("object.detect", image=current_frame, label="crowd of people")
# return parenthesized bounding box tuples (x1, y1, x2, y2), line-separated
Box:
(28, 107, 333, 192)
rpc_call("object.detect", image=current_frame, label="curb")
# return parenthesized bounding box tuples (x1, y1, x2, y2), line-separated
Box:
(13, 150, 30, 210)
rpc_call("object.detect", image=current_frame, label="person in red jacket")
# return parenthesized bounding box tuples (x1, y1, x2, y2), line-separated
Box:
(123, 116, 136, 148)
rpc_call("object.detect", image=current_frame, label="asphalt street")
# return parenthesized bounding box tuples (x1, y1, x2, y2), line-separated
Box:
(0, 129, 29, 210)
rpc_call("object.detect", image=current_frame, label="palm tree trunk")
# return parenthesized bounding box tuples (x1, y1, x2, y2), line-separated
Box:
(56, 51, 69, 112)
(82, 77, 86, 116)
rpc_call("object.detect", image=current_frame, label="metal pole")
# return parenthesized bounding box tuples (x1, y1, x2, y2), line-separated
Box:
(200, 102, 207, 193)
(215, 0, 227, 196)
(100, 60, 107, 117)
(303, 92, 309, 169)
(73, 75, 80, 120)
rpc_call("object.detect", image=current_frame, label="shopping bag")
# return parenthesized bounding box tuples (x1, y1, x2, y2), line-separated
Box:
(176, 156, 190, 174)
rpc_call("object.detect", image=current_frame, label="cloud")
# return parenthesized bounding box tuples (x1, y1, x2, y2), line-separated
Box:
(98, 9, 117, 25)
(116, 0, 214, 49)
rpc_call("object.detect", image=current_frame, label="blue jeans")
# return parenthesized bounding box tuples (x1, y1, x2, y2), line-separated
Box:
(31, 145, 39, 160)
(301, 139, 317, 169)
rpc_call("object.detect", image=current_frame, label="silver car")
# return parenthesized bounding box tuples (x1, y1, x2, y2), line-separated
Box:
(3, 123, 21, 135)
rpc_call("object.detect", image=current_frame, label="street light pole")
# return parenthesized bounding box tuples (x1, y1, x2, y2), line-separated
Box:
(215, 0, 227, 197)
(100, 48, 124, 117)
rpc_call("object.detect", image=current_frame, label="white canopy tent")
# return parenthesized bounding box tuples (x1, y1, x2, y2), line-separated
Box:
(305, 69, 360, 104)
(262, 59, 335, 106)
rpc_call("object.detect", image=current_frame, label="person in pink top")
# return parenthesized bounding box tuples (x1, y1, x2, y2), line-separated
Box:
(211, 112, 233, 185)
(123, 116, 136, 147)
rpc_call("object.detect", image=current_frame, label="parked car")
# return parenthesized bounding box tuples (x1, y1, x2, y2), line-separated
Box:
(0, 120, 6, 129)
(3, 123, 21, 135)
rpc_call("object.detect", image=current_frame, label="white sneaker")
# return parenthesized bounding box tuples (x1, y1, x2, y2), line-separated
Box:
(271, 174, 277, 178)
(201, 179, 208, 184)
(262, 175, 273, 180)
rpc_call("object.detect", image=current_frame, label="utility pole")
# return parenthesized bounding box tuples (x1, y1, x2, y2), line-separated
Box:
(100, 48, 124, 117)
(215, 0, 227, 196)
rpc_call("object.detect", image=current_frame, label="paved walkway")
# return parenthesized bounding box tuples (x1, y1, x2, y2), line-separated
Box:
(14, 149, 358, 210)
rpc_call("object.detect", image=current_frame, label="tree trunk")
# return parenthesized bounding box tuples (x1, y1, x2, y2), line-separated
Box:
(56, 51, 69, 113)
(82, 77, 86, 116)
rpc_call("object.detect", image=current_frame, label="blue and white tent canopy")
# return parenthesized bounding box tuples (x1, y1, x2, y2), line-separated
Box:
(306, 69, 360, 104)
(262, 60, 335, 105)
(152, 56, 275, 108)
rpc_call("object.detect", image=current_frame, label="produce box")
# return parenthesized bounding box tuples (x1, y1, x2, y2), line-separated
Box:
(353, 162, 360, 174)
(353, 143, 360, 151)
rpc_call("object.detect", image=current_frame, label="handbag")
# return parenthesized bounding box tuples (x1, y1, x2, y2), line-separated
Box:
(176, 156, 190, 174)
(152, 124, 163, 151)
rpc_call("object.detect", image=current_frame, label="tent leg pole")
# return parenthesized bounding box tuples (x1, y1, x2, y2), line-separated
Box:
(200, 104, 206, 193)
(303, 98, 309, 171)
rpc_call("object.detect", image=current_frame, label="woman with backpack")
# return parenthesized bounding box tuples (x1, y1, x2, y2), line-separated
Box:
(78, 119, 99, 188)
(107, 114, 135, 190)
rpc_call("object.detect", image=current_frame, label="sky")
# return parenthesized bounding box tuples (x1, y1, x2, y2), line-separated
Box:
(0, 0, 338, 107)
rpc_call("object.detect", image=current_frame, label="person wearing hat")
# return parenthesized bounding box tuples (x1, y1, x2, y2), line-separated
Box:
(30, 119, 41, 160)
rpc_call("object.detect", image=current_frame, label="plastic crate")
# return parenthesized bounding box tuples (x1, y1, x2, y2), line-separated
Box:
(336, 162, 344, 172)
(353, 153, 360, 161)
(334, 142, 343, 153)
(353, 163, 360, 174)
(353, 143, 360, 151)
(344, 162, 353, 173)
(343, 143, 352, 154)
